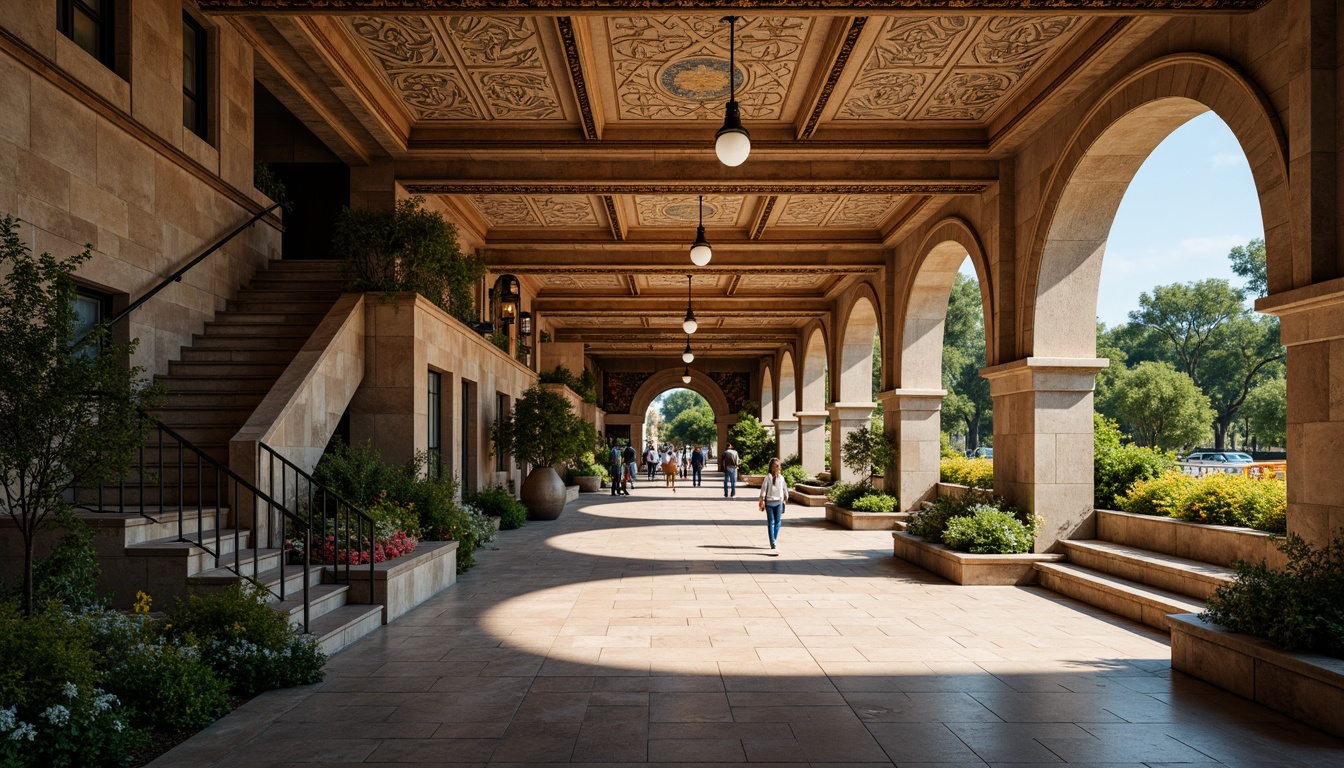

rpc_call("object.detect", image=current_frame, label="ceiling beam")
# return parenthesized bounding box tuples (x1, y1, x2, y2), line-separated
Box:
(200, 1, 1272, 15)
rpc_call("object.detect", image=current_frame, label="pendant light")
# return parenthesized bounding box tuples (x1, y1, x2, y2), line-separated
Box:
(682, 336, 694, 364)
(682, 366, 693, 385)
(715, 16, 751, 167)
(689, 195, 712, 267)
(682, 274, 698, 334)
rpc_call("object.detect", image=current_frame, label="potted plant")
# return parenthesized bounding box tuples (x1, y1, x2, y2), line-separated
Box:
(570, 451, 607, 493)
(491, 385, 593, 520)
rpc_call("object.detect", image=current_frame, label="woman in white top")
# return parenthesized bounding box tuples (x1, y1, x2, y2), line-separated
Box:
(758, 457, 789, 550)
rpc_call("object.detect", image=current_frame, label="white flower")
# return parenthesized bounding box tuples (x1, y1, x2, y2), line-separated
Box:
(40, 704, 69, 727)
(112, 719, 124, 733)
(62, 682, 78, 699)
(0, 707, 16, 731)
(10, 723, 35, 742)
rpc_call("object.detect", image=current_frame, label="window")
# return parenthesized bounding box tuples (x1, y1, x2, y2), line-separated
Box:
(58, 0, 116, 68)
(72, 288, 110, 357)
(460, 380, 476, 494)
(495, 393, 509, 472)
(427, 371, 442, 477)
(182, 13, 208, 140)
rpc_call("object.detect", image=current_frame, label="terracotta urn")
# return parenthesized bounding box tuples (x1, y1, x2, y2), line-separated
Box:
(520, 465, 566, 520)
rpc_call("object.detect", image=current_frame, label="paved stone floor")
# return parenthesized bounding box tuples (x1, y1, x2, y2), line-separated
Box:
(152, 477, 1344, 767)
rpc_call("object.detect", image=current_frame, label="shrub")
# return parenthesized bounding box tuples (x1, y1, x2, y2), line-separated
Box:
(850, 493, 898, 514)
(1203, 534, 1344, 658)
(492, 384, 592, 468)
(939, 456, 994, 489)
(906, 492, 1028, 546)
(0, 604, 99, 712)
(0, 684, 146, 768)
(469, 487, 528, 531)
(941, 508, 1034, 554)
(781, 465, 808, 487)
(1093, 413, 1179, 509)
(451, 504, 498, 572)
(826, 482, 870, 509)
(538, 365, 598, 405)
(164, 583, 326, 696)
(781, 454, 801, 469)
(1177, 473, 1287, 532)
(728, 413, 775, 474)
(841, 421, 893, 482)
(1118, 472, 1195, 517)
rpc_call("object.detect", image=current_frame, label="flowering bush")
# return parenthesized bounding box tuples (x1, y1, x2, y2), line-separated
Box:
(1120, 471, 1286, 533)
(941, 508, 1034, 554)
(0, 684, 145, 768)
(939, 456, 994, 489)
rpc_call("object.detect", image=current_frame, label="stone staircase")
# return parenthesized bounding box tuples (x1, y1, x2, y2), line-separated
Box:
(1034, 511, 1240, 632)
(87, 259, 383, 654)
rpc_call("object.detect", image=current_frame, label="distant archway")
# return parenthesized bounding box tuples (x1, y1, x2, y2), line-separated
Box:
(623, 368, 733, 456)
(798, 326, 829, 475)
(761, 365, 775, 426)
(777, 350, 797, 420)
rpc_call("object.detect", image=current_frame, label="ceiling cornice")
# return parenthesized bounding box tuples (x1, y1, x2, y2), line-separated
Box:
(199, 1, 1271, 14)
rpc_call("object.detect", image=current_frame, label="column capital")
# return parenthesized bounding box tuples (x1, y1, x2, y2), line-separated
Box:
(826, 402, 877, 420)
(1255, 279, 1344, 347)
(877, 388, 947, 406)
(795, 411, 829, 425)
(981, 357, 1108, 396)
(772, 417, 799, 427)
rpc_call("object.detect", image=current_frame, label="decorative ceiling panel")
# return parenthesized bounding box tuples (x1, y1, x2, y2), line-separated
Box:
(536, 274, 626, 290)
(469, 195, 600, 227)
(605, 16, 812, 121)
(347, 16, 564, 120)
(836, 15, 1080, 121)
(774, 195, 900, 227)
(634, 195, 744, 227)
(735, 274, 831, 291)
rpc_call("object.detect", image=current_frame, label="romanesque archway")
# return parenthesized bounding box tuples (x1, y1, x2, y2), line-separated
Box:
(829, 285, 882, 482)
(798, 325, 830, 476)
(624, 368, 734, 458)
(775, 349, 799, 464)
(760, 365, 775, 428)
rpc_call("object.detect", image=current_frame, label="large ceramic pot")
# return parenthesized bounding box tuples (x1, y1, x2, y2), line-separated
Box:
(520, 466, 566, 520)
(574, 475, 601, 493)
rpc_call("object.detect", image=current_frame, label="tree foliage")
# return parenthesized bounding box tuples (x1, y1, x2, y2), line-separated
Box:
(664, 404, 717, 448)
(841, 414, 893, 482)
(727, 413, 775, 474)
(1242, 375, 1287, 447)
(1228, 236, 1267, 298)
(491, 385, 593, 468)
(940, 272, 992, 450)
(660, 389, 709, 424)
(1101, 361, 1213, 450)
(0, 216, 158, 614)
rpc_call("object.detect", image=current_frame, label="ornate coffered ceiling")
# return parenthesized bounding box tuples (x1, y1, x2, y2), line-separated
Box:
(468, 194, 602, 228)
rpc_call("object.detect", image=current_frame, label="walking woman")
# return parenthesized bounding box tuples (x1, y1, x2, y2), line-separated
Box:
(662, 448, 680, 491)
(758, 458, 789, 550)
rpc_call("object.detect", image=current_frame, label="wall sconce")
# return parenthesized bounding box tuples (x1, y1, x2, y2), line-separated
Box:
(496, 274, 520, 325)
(519, 311, 533, 337)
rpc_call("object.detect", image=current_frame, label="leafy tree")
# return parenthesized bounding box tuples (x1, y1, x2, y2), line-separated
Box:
(664, 404, 717, 448)
(727, 413, 775, 474)
(871, 332, 882, 399)
(0, 216, 158, 614)
(841, 414, 894, 483)
(1101, 361, 1213, 450)
(491, 384, 591, 468)
(1228, 237, 1267, 298)
(660, 389, 709, 424)
(940, 272, 992, 450)
(1243, 375, 1286, 447)
(1093, 413, 1178, 509)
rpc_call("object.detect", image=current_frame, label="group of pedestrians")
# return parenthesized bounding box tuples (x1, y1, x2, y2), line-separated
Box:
(607, 440, 792, 552)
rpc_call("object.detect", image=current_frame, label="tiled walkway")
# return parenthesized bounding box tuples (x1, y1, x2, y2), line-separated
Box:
(153, 477, 1343, 767)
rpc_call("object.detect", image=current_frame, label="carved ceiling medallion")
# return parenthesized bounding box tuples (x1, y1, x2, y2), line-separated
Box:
(347, 16, 564, 121)
(469, 195, 600, 227)
(635, 195, 744, 227)
(606, 16, 812, 120)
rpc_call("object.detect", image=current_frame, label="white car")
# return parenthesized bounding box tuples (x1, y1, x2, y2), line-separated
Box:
(1179, 451, 1255, 476)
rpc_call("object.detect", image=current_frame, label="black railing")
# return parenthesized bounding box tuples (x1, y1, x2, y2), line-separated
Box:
(72, 413, 318, 633)
(258, 442, 376, 631)
(106, 202, 283, 328)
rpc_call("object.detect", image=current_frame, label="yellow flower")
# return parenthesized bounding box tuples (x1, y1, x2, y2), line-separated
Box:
(133, 591, 152, 615)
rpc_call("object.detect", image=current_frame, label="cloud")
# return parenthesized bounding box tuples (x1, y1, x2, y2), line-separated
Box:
(1209, 152, 1246, 168)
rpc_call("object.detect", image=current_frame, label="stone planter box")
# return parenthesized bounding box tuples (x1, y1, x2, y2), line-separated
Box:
(1096, 509, 1286, 569)
(891, 532, 1063, 585)
(826, 503, 905, 530)
(574, 476, 601, 493)
(789, 488, 828, 507)
(741, 474, 765, 487)
(565, 485, 580, 504)
(1170, 614, 1344, 738)
(327, 540, 458, 624)
(936, 482, 975, 500)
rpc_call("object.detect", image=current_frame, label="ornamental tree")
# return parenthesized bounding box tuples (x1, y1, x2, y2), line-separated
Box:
(491, 384, 591, 468)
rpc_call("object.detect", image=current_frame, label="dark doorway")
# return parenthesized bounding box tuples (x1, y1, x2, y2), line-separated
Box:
(270, 163, 348, 260)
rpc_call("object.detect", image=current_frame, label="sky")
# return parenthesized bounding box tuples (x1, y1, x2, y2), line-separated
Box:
(960, 111, 1265, 328)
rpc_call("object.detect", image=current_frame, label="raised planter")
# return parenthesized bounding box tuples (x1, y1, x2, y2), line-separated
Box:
(789, 487, 828, 507)
(1170, 614, 1344, 738)
(741, 474, 765, 488)
(826, 502, 905, 531)
(328, 540, 458, 624)
(1096, 509, 1286, 569)
(574, 475, 601, 493)
(564, 484, 580, 504)
(892, 531, 1063, 585)
(936, 482, 975, 500)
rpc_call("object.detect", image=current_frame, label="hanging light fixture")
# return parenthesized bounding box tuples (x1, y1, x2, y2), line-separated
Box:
(682, 366, 693, 385)
(689, 195, 712, 267)
(682, 274, 698, 334)
(682, 336, 694, 364)
(715, 16, 751, 167)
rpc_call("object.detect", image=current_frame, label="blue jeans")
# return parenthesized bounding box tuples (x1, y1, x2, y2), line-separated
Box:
(765, 502, 784, 545)
(723, 467, 737, 496)
(626, 462, 638, 487)
(692, 466, 703, 486)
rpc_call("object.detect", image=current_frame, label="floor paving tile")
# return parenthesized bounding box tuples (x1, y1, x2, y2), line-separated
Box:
(148, 481, 1344, 766)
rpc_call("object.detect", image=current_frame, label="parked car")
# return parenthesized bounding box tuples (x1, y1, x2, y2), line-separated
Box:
(966, 447, 993, 459)
(1179, 451, 1255, 476)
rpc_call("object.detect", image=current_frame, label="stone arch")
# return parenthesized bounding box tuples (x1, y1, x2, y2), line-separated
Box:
(898, 217, 993, 391)
(777, 349, 797, 418)
(627, 368, 733, 429)
(835, 282, 883, 404)
(761, 365, 775, 426)
(1024, 53, 1289, 358)
(798, 325, 830, 475)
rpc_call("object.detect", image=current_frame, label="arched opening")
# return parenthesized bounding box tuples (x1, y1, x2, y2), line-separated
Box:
(830, 292, 882, 482)
(619, 368, 734, 459)
(799, 327, 829, 476)
(760, 366, 775, 428)
(644, 388, 718, 456)
(775, 350, 799, 464)
(1018, 57, 1288, 550)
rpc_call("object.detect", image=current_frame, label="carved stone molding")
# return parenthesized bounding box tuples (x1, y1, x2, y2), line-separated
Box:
(556, 17, 600, 138)
(773, 194, 900, 226)
(750, 195, 778, 240)
(634, 195, 744, 226)
(469, 194, 601, 227)
(799, 16, 866, 139)
(201, 1, 1273, 13)
(406, 183, 989, 195)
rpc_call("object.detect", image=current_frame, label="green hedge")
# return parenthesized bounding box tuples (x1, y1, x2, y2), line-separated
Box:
(939, 456, 993, 489)
(905, 491, 1034, 553)
(1119, 471, 1286, 533)
(941, 508, 1034, 554)
(850, 493, 898, 514)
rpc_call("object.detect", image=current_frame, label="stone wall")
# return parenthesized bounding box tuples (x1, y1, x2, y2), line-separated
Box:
(0, 0, 280, 377)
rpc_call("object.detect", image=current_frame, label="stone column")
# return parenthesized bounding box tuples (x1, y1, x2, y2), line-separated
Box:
(827, 402, 877, 484)
(796, 411, 828, 477)
(981, 357, 1107, 553)
(878, 389, 945, 512)
(1258, 287, 1344, 548)
(773, 417, 799, 463)
(716, 419, 732, 468)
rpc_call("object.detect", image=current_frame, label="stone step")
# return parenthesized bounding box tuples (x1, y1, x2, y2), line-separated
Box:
(260, 260, 345, 274)
(1034, 561, 1206, 632)
(200, 322, 316, 338)
(167, 360, 289, 378)
(308, 604, 384, 656)
(226, 299, 338, 314)
(788, 489, 828, 507)
(234, 288, 344, 302)
(125, 530, 257, 576)
(154, 374, 277, 392)
(272, 583, 353, 629)
(189, 333, 309, 351)
(190, 554, 310, 590)
(210, 311, 327, 326)
(162, 390, 268, 409)
(151, 404, 257, 425)
(178, 347, 303, 364)
(1061, 540, 1235, 601)
(68, 509, 229, 547)
(247, 279, 346, 293)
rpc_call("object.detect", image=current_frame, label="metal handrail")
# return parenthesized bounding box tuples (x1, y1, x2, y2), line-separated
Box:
(106, 202, 283, 328)
(258, 442, 377, 631)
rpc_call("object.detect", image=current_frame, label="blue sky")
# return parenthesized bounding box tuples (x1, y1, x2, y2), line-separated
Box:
(961, 111, 1265, 327)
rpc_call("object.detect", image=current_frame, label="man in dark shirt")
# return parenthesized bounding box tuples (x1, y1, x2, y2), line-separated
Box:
(622, 442, 638, 491)
(609, 443, 626, 496)
(722, 442, 740, 497)
(690, 445, 705, 487)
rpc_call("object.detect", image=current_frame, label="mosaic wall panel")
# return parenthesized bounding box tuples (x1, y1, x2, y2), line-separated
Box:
(604, 371, 652, 414)
(469, 195, 601, 227)
(606, 16, 812, 120)
(348, 16, 563, 120)
(709, 371, 751, 414)
(837, 16, 1079, 121)
(634, 195, 744, 227)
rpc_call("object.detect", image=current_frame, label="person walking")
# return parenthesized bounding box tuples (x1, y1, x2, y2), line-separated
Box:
(662, 447, 679, 491)
(759, 457, 789, 550)
(690, 445, 705, 487)
(644, 445, 658, 481)
(609, 443, 627, 496)
(681, 447, 690, 477)
(622, 442, 638, 492)
(722, 442, 740, 498)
